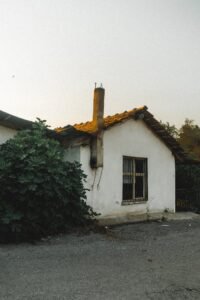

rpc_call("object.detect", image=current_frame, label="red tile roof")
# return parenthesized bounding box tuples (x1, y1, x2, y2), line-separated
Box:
(56, 106, 147, 134)
(56, 106, 190, 162)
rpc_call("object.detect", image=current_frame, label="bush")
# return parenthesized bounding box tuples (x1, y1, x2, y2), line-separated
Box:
(0, 120, 96, 242)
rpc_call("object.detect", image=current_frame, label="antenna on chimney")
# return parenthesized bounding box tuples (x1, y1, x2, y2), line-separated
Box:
(94, 82, 104, 89)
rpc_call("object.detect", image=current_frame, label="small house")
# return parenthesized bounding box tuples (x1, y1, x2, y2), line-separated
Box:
(56, 88, 187, 222)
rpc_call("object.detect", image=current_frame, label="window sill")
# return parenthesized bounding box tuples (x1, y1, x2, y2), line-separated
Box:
(121, 200, 147, 206)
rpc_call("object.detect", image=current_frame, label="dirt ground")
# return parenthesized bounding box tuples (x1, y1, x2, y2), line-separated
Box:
(1, 218, 200, 300)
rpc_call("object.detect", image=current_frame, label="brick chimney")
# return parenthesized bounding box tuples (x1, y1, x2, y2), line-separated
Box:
(93, 87, 105, 132)
(90, 87, 105, 168)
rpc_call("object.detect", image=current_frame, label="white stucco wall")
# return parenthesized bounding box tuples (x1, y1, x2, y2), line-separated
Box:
(64, 146, 80, 163)
(0, 125, 17, 145)
(80, 119, 175, 218)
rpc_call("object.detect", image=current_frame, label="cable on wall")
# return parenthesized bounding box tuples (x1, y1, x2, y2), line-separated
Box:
(97, 167, 103, 190)
(91, 169, 97, 190)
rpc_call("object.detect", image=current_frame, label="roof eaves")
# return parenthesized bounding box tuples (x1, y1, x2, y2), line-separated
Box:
(142, 110, 188, 162)
(56, 125, 92, 139)
(0, 110, 60, 140)
(0, 110, 33, 130)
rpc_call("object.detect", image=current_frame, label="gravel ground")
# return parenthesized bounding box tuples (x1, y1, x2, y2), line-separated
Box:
(1, 218, 200, 300)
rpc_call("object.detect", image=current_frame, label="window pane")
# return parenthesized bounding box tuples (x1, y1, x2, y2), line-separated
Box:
(123, 157, 133, 173)
(123, 175, 132, 184)
(123, 183, 133, 200)
(123, 157, 133, 200)
(135, 176, 144, 198)
(135, 159, 144, 173)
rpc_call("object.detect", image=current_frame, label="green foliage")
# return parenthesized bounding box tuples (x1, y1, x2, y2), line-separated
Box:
(161, 119, 200, 211)
(178, 119, 200, 160)
(161, 118, 200, 160)
(0, 120, 96, 242)
(160, 121, 179, 139)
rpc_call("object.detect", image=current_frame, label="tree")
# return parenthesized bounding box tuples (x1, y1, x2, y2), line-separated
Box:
(160, 121, 179, 139)
(160, 119, 200, 211)
(0, 120, 95, 242)
(160, 118, 200, 160)
(178, 119, 200, 160)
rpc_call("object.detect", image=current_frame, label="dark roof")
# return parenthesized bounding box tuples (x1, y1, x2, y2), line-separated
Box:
(0, 110, 60, 139)
(141, 109, 188, 162)
(0, 110, 33, 130)
(56, 106, 190, 162)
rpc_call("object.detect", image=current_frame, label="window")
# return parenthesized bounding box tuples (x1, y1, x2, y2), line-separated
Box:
(122, 156, 147, 204)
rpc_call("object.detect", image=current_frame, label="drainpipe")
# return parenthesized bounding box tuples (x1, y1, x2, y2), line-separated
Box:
(90, 87, 105, 168)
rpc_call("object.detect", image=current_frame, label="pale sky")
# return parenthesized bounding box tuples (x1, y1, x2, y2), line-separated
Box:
(0, 0, 200, 128)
